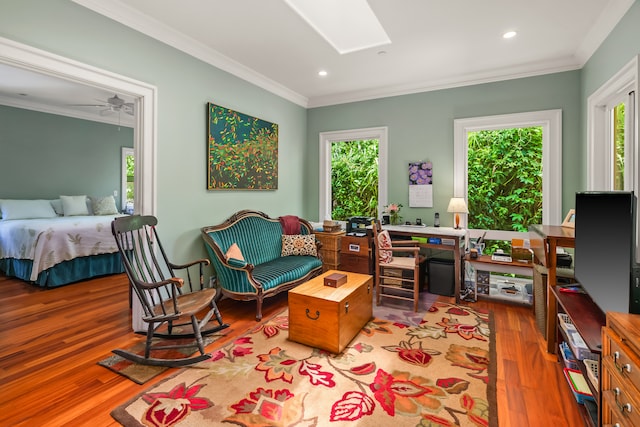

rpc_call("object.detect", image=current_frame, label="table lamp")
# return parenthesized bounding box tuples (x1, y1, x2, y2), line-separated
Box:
(447, 197, 468, 229)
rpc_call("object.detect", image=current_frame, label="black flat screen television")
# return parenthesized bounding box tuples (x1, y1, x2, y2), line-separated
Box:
(574, 191, 640, 314)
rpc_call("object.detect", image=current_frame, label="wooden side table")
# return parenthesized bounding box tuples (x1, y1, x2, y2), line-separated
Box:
(314, 230, 345, 272)
(529, 224, 575, 353)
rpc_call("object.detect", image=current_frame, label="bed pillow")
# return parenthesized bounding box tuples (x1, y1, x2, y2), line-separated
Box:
(60, 195, 90, 216)
(49, 199, 64, 215)
(0, 199, 57, 221)
(281, 234, 317, 257)
(91, 195, 118, 215)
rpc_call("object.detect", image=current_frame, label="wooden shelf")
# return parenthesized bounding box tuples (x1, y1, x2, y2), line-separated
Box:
(551, 286, 605, 427)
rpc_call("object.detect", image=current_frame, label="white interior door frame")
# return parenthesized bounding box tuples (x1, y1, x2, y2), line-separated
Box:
(0, 36, 158, 217)
(0, 36, 158, 332)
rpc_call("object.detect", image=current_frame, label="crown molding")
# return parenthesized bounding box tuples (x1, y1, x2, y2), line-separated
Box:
(0, 95, 134, 128)
(307, 59, 583, 108)
(72, 0, 632, 109)
(71, 0, 309, 108)
(574, 0, 636, 64)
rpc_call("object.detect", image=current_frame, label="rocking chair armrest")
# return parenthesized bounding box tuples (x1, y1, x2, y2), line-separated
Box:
(138, 277, 184, 290)
(169, 258, 210, 270)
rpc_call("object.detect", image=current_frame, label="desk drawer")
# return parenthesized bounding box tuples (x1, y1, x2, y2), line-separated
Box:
(341, 253, 370, 274)
(341, 236, 369, 257)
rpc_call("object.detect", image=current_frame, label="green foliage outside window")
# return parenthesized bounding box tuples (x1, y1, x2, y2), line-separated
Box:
(126, 154, 135, 202)
(614, 103, 625, 190)
(468, 127, 543, 252)
(331, 140, 379, 221)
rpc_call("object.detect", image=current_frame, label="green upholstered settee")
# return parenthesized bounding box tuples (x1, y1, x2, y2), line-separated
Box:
(201, 210, 323, 320)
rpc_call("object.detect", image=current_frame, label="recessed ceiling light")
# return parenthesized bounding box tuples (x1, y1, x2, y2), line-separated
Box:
(503, 31, 517, 39)
(318, 70, 328, 77)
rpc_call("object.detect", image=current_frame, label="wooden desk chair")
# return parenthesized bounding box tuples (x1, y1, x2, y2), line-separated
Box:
(372, 221, 426, 311)
(112, 215, 229, 367)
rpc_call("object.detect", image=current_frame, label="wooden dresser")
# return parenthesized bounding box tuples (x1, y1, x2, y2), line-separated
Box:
(314, 230, 345, 272)
(602, 312, 640, 426)
(340, 234, 372, 274)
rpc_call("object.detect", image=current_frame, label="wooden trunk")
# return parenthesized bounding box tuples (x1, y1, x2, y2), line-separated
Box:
(288, 270, 373, 353)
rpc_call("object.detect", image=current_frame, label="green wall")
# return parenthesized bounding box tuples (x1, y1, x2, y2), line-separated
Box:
(1, 0, 639, 271)
(580, 1, 640, 186)
(0, 105, 133, 210)
(305, 71, 582, 225)
(0, 0, 309, 268)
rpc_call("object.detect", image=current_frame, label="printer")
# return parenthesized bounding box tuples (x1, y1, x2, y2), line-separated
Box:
(346, 216, 374, 235)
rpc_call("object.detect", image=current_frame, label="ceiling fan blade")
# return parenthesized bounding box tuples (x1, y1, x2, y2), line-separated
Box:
(69, 103, 108, 107)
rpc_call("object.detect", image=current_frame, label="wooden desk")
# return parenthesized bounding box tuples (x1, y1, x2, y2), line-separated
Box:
(379, 225, 467, 302)
(529, 224, 575, 353)
(464, 254, 533, 304)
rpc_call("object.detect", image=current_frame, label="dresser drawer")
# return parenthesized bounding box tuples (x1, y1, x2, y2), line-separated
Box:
(602, 360, 640, 427)
(341, 235, 369, 257)
(340, 253, 371, 274)
(603, 326, 640, 393)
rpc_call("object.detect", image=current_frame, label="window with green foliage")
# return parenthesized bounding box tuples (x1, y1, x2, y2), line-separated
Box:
(121, 147, 134, 212)
(126, 154, 135, 202)
(454, 110, 562, 255)
(467, 127, 543, 233)
(613, 102, 625, 191)
(330, 140, 379, 220)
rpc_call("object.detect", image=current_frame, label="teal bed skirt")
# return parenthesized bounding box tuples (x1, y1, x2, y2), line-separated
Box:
(0, 253, 124, 288)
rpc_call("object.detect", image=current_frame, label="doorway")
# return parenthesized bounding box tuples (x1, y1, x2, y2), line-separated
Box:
(0, 36, 157, 216)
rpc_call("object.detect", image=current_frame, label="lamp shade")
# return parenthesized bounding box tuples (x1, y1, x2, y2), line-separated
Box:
(447, 197, 468, 213)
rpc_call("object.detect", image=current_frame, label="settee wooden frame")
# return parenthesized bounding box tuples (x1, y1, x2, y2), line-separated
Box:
(201, 210, 323, 320)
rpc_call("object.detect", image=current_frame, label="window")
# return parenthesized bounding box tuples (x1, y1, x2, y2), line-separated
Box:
(330, 139, 379, 220)
(588, 56, 638, 192)
(319, 127, 388, 221)
(121, 147, 134, 213)
(454, 110, 562, 242)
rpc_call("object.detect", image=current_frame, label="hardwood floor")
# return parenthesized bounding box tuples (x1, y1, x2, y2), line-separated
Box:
(1, 273, 585, 426)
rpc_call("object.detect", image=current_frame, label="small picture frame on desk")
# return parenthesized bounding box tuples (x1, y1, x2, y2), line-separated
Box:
(562, 209, 575, 228)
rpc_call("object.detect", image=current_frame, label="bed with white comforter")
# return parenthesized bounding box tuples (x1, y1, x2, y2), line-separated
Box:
(0, 197, 125, 287)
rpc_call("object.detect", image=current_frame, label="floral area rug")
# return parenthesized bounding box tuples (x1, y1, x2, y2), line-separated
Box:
(111, 302, 496, 426)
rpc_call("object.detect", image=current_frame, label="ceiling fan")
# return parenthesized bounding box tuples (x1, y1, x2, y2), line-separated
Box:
(71, 94, 134, 116)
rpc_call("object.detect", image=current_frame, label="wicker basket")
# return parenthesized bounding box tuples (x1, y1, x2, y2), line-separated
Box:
(584, 359, 599, 388)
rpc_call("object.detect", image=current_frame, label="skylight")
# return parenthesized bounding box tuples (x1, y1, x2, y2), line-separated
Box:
(284, 0, 391, 55)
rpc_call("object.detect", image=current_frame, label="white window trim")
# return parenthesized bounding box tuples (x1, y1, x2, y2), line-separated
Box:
(319, 127, 388, 221)
(588, 55, 639, 263)
(453, 110, 562, 240)
(587, 55, 638, 192)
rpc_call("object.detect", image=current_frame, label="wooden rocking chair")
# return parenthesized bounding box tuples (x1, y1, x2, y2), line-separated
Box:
(111, 215, 229, 367)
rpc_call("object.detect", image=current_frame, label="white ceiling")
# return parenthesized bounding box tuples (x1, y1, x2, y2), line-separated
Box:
(72, 0, 635, 107)
(0, 0, 634, 122)
(0, 63, 136, 127)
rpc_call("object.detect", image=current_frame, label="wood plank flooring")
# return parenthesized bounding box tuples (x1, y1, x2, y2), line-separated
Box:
(1, 273, 585, 426)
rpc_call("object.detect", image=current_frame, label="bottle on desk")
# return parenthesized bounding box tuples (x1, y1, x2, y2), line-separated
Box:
(434, 212, 440, 227)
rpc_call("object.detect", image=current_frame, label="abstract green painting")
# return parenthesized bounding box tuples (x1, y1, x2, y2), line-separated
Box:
(207, 102, 278, 190)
